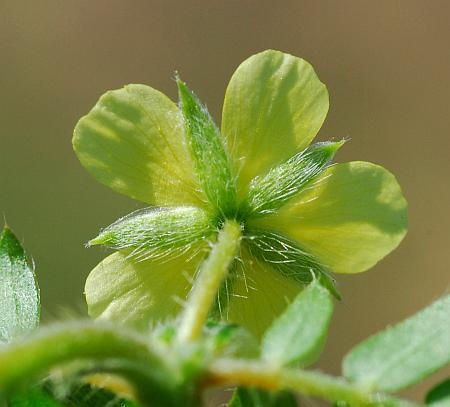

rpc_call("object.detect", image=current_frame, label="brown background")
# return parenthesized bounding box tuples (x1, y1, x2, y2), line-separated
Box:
(1, 1, 449, 404)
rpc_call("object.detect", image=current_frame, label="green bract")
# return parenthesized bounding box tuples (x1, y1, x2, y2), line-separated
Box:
(73, 50, 407, 336)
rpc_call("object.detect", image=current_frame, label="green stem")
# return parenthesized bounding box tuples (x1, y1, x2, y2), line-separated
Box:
(0, 321, 170, 401)
(177, 219, 241, 342)
(206, 359, 421, 407)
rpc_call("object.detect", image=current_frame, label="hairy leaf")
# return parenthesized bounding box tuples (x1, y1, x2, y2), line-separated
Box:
(262, 280, 333, 366)
(343, 295, 450, 392)
(0, 226, 40, 343)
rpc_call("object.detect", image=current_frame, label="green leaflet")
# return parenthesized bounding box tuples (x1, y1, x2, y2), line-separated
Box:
(244, 229, 340, 299)
(242, 141, 344, 218)
(89, 206, 214, 261)
(177, 78, 237, 218)
(228, 387, 297, 407)
(426, 378, 450, 406)
(261, 280, 333, 367)
(0, 226, 40, 343)
(343, 294, 450, 392)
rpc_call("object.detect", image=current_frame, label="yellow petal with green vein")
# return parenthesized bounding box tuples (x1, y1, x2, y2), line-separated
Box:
(85, 247, 207, 329)
(251, 162, 408, 274)
(225, 249, 303, 338)
(222, 50, 329, 198)
(73, 84, 205, 207)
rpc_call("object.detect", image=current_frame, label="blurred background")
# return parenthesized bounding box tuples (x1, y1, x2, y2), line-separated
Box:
(1, 1, 449, 404)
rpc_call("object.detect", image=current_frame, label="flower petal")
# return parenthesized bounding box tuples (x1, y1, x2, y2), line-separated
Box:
(251, 162, 408, 274)
(222, 50, 329, 197)
(223, 249, 303, 338)
(85, 247, 207, 329)
(73, 84, 204, 206)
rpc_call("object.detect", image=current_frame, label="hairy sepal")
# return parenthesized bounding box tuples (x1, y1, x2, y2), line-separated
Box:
(89, 206, 214, 261)
(244, 228, 340, 299)
(242, 141, 344, 217)
(177, 78, 237, 218)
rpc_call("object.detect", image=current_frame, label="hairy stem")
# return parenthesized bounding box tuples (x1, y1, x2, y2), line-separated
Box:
(0, 321, 171, 403)
(206, 359, 420, 407)
(177, 219, 241, 342)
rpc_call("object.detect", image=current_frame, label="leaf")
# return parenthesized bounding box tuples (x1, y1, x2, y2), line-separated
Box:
(228, 387, 297, 407)
(261, 280, 333, 367)
(177, 78, 237, 216)
(73, 84, 205, 207)
(88, 206, 214, 261)
(243, 141, 344, 218)
(222, 49, 329, 198)
(0, 226, 40, 343)
(252, 161, 408, 274)
(343, 294, 450, 392)
(426, 378, 450, 406)
(8, 388, 63, 407)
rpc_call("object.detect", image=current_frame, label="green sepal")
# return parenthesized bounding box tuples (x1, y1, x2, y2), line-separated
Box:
(261, 279, 334, 367)
(242, 140, 344, 218)
(0, 226, 40, 343)
(89, 206, 214, 261)
(244, 228, 340, 299)
(177, 78, 237, 217)
(426, 378, 450, 406)
(343, 294, 450, 392)
(228, 387, 297, 407)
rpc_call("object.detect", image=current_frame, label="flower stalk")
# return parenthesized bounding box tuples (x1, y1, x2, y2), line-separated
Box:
(206, 359, 420, 407)
(177, 219, 241, 342)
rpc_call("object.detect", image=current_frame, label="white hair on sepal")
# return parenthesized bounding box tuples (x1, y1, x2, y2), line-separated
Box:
(243, 227, 332, 290)
(90, 205, 215, 266)
(243, 140, 344, 218)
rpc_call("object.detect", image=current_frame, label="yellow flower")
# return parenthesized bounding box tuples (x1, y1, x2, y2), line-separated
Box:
(73, 50, 407, 337)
